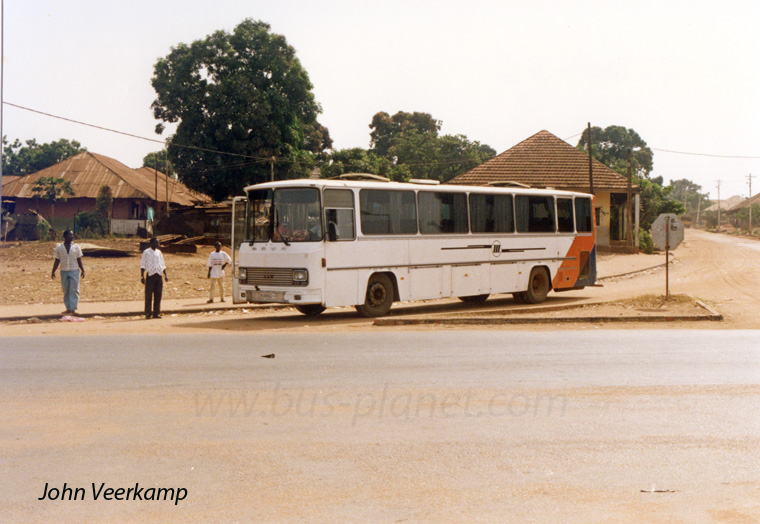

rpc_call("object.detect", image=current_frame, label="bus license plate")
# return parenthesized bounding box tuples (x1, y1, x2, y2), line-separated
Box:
(252, 291, 285, 301)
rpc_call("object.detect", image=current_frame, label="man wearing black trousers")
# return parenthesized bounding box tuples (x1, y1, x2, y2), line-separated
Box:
(140, 237, 169, 319)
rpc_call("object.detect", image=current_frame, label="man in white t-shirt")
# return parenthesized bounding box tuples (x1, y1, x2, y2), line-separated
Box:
(206, 242, 232, 303)
(140, 237, 168, 319)
(51, 230, 85, 315)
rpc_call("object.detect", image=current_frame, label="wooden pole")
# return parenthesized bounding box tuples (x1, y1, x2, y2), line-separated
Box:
(165, 153, 170, 216)
(626, 149, 633, 248)
(587, 123, 594, 195)
(665, 218, 670, 299)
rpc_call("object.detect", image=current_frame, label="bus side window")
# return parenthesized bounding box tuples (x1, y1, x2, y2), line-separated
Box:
(324, 189, 356, 241)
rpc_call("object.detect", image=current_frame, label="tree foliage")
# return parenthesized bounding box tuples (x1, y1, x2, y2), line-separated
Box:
(31, 176, 74, 230)
(369, 111, 441, 157)
(320, 148, 410, 181)
(638, 176, 685, 231)
(143, 150, 175, 177)
(151, 19, 330, 201)
(2, 137, 85, 176)
(364, 111, 495, 182)
(577, 125, 653, 179)
(666, 178, 711, 219)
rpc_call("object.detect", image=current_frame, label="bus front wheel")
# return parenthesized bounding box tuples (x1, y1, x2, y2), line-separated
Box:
(524, 267, 550, 304)
(295, 304, 326, 316)
(355, 274, 394, 317)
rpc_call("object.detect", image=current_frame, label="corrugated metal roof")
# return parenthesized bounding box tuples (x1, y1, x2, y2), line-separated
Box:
(449, 130, 636, 192)
(2, 152, 211, 206)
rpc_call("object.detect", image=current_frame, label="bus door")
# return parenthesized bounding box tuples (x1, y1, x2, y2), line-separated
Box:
(231, 196, 247, 304)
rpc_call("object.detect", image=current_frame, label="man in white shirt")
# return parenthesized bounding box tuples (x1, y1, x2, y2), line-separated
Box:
(206, 242, 232, 303)
(51, 230, 85, 315)
(140, 237, 169, 319)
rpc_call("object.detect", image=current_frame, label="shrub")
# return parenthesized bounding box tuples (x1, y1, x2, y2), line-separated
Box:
(36, 219, 51, 241)
(639, 229, 654, 254)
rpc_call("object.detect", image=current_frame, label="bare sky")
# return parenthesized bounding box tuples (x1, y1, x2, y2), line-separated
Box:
(2, 0, 758, 199)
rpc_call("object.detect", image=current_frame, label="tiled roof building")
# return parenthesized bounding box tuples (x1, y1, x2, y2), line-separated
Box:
(450, 130, 638, 249)
(449, 130, 632, 192)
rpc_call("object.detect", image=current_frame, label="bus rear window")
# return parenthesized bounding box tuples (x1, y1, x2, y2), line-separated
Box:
(575, 197, 593, 233)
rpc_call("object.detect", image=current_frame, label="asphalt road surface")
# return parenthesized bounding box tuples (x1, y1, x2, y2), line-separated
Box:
(2, 331, 759, 523)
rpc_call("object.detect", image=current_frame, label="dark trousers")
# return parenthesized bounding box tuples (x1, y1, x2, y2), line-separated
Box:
(144, 273, 163, 317)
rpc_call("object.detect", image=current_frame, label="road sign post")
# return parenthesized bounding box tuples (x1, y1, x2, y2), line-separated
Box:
(651, 214, 684, 300)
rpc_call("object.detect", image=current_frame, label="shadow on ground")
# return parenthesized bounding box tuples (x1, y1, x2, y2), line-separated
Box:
(174, 294, 589, 332)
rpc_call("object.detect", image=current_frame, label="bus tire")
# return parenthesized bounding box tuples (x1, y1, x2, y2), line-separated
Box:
(355, 273, 394, 317)
(458, 294, 489, 303)
(524, 267, 550, 304)
(295, 304, 326, 316)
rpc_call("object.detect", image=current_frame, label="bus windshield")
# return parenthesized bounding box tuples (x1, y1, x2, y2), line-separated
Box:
(246, 187, 322, 243)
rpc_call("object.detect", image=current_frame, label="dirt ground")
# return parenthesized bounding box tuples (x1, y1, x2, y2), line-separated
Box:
(1, 229, 759, 334)
(0, 238, 230, 305)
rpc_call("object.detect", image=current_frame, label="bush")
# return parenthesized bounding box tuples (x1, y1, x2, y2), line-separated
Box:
(75, 210, 107, 237)
(639, 229, 654, 254)
(36, 219, 51, 241)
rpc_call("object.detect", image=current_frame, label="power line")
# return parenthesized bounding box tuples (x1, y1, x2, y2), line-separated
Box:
(651, 147, 760, 160)
(3, 101, 275, 162)
(7, 101, 760, 167)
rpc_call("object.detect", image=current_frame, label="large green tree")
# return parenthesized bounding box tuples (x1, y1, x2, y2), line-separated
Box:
(151, 19, 330, 201)
(577, 125, 653, 179)
(2, 137, 85, 176)
(367, 111, 495, 182)
(369, 111, 441, 158)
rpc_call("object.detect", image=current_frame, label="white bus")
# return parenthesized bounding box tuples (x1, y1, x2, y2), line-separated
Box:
(231, 175, 596, 317)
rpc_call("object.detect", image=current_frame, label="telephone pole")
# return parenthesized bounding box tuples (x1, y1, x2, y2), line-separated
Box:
(716, 180, 721, 230)
(748, 173, 756, 235)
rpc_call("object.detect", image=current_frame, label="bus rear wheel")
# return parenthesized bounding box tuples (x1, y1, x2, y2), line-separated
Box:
(295, 304, 326, 316)
(458, 294, 489, 303)
(524, 267, 550, 304)
(355, 273, 394, 317)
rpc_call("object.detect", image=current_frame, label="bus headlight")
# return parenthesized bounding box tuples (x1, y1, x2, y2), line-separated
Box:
(293, 269, 308, 283)
(239, 268, 247, 280)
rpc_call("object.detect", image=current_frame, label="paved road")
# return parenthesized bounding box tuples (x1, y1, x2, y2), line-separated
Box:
(2, 331, 759, 523)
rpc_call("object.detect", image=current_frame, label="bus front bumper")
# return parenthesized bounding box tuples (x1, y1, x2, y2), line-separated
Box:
(236, 286, 323, 306)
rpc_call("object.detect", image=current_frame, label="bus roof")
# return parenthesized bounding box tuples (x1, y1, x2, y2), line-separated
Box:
(242, 178, 593, 198)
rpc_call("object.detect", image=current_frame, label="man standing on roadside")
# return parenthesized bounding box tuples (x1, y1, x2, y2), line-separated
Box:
(51, 229, 85, 315)
(206, 242, 232, 303)
(140, 237, 168, 319)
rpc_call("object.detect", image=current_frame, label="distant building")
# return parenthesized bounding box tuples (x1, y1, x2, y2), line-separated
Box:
(2, 152, 211, 234)
(449, 130, 640, 249)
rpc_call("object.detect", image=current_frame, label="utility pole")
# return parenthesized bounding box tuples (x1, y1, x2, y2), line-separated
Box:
(748, 173, 755, 235)
(716, 180, 721, 231)
(626, 149, 633, 249)
(165, 153, 170, 216)
(270, 156, 276, 182)
(587, 123, 594, 195)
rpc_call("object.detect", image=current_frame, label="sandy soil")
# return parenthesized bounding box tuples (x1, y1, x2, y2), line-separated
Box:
(1, 229, 759, 336)
(0, 238, 232, 305)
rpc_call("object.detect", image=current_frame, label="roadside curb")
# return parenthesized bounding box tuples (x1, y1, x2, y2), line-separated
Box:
(0, 303, 267, 323)
(374, 298, 722, 326)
